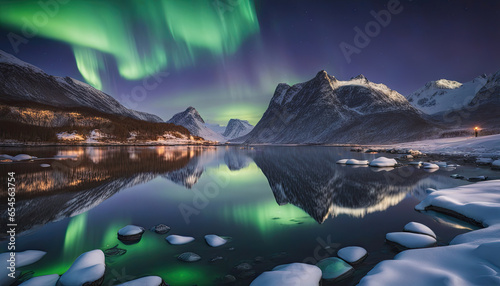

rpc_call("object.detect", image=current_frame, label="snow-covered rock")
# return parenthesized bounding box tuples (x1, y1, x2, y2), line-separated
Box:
(476, 157, 493, 165)
(0, 250, 47, 284)
(385, 232, 436, 249)
(166, 235, 195, 245)
(360, 180, 500, 285)
(337, 246, 368, 264)
(492, 160, 500, 169)
(250, 263, 322, 286)
(40, 164, 51, 168)
(12, 154, 34, 161)
(316, 257, 354, 281)
(408, 161, 422, 166)
(117, 225, 145, 241)
(369, 157, 398, 167)
(434, 162, 448, 167)
(346, 159, 369, 165)
(336, 159, 349, 164)
(116, 276, 166, 286)
(204, 234, 227, 247)
(19, 274, 59, 286)
(403, 222, 436, 238)
(58, 249, 105, 286)
(422, 162, 439, 169)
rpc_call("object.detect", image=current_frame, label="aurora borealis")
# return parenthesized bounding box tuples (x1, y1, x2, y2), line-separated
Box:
(1, 0, 500, 125)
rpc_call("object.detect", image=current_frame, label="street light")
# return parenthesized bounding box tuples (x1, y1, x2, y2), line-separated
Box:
(474, 126, 479, 137)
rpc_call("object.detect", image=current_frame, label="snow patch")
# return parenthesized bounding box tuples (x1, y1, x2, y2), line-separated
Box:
(204, 234, 227, 247)
(360, 180, 500, 285)
(58, 249, 105, 286)
(386, 232, 436, 248)
(166, 235, 195, 245)
(403, 222, 436, 238)
(369, 157, 397, 167)
(337, 246, 368, 264)
(250, 263, 322, 286)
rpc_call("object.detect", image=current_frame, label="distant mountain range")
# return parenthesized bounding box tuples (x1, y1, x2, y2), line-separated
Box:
(406, 70, 500, 133)
(1, 49, 498, 144)
(166, 107, 254, 142)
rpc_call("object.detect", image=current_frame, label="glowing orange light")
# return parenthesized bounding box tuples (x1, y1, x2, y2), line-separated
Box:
(475, 127, 479, 130)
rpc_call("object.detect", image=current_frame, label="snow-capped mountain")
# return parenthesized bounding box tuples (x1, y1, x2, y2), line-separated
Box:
(236, 70, 439, 144)
(166, 107, 226, 142)
(463, 70, 500, 130)
(406, 76, 488, 114)
(223, 119, 254, 139)
(0, 50, 162, 122)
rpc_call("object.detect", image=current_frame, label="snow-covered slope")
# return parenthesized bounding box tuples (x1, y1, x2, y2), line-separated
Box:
(237, 71, 439, 144)
(406, 76, 488, 115)
(0, 50, 162, 122)
(166, 107, 226, 142)
(376, 133, 500, 157)
(223, 119, 254, 139)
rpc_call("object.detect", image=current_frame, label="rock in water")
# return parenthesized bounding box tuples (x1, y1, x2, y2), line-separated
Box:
(336, 159, 349, 164)
(150, 224, 171, 234)
(403, 222, 436, 238)
(177, 252, 201, 262)
(422, 162, 439, 169)
(468, 176, 487, 182)
(116, 276, 169, 286)
(369, 157, 398, 167)
(104, 244, 127, 257)
(345, 159, 369, 165)
(205, 234, 228, 247)
(12, 154, 33, 161)
(492, 160, 500, 170)
(316, 257, 354, 281)
(337, 246, 368, 264)
(58, 250, 105, 286)
(386, 232, 436, 249)
(118, 225, 145, 242)
(165, 235, 195, 245)
(250, 263, 321, 286)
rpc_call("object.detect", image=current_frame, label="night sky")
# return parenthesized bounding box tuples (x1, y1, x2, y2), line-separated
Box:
(1, 0, 499, 125)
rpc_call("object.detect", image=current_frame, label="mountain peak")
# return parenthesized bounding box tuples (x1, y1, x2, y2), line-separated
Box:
(424, 79, 462, 90)
(351, 74, 368, 82)
(223, 118, 254, 139)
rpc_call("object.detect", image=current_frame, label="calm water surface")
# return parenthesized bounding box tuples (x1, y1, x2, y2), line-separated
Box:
(1, 146, 496, 285)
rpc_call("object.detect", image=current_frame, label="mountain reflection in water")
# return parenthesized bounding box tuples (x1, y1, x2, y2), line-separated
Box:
(0, 146, 443, 240)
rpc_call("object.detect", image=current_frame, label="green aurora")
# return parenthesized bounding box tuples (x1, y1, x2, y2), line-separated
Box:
(0, 0, 259, 90)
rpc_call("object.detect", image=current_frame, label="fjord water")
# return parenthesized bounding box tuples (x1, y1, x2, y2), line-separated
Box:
(0, 146, 489, 285)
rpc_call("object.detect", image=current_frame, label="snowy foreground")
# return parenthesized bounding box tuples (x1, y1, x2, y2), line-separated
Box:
(359, 180, 500, 285)
(373, 134, 500, 157)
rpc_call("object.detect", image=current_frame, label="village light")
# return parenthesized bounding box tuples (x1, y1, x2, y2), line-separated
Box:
(474, 126, 479, 137)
